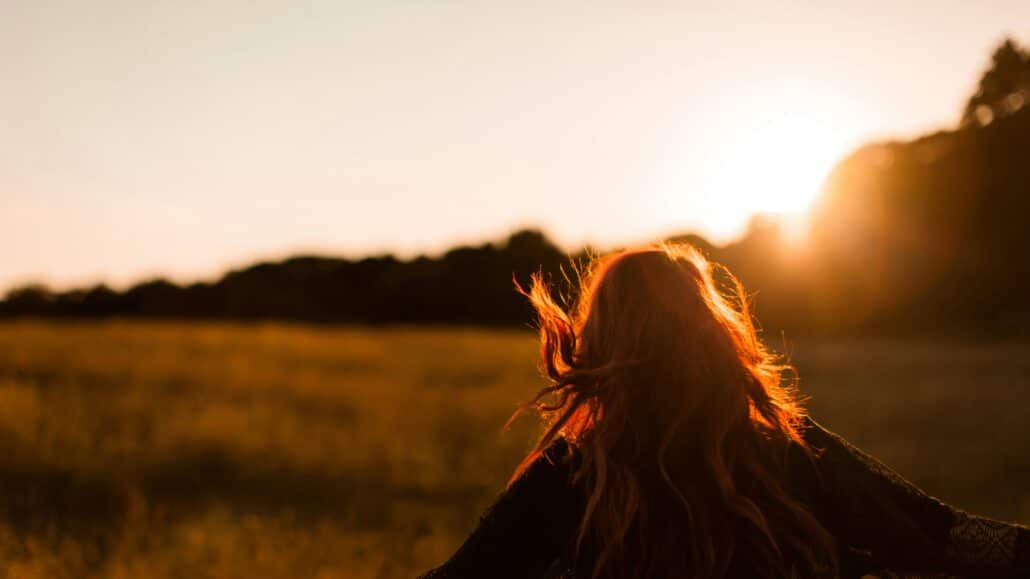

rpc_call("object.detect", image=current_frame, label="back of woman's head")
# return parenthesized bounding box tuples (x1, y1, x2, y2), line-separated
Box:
(512, 243, 836, 578)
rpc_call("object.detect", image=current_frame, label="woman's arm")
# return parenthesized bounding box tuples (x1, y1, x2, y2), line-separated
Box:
(417, 439, 583, 579)
(802, 418, 1030, 577)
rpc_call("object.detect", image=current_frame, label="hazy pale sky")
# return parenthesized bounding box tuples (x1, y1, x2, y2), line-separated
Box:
(2, 1, 1028, 292)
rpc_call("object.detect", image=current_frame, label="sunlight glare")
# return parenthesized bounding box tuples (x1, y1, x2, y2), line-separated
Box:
(653, 80, 866, 245)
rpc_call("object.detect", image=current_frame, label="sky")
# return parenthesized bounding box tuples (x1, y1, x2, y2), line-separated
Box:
(2, 1, 1029, 292)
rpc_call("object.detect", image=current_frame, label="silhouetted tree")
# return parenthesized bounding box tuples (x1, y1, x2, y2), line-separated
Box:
(0, 284, 55, 317)
(961, 37, 1030, 127)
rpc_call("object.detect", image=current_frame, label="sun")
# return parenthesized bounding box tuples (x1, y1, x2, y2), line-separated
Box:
(694, 107, 848, 244)
(703, 113, 840, 215)
(652, 80, 866, 243)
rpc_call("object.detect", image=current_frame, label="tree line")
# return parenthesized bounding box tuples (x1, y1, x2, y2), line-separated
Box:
(4, 37, 1029, 337)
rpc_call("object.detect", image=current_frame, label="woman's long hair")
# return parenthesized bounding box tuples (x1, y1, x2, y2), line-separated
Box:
(509, 243, 836, 578)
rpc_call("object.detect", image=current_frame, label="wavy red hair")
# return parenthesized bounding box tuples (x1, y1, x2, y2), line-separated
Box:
(510, 243, 836, 578)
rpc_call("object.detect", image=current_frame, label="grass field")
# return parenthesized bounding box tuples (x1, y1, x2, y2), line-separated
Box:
(0, 320, 1028, 578)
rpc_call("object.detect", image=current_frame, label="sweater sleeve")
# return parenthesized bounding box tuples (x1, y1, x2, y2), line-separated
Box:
(802, 418, 1030, 577)
(416, 439, 583, 579)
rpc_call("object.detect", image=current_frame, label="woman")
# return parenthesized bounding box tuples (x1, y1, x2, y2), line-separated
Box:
(418, 244, 1029, 578)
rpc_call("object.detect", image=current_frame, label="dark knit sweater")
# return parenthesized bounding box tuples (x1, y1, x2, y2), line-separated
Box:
(418, 417, 1030, 578)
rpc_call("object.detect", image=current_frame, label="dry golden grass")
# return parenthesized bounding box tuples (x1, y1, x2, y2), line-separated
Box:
(0, 320, 1027, 577)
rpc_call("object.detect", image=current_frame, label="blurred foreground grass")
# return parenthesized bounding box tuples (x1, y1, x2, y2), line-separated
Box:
(0, 320, 1027, 578)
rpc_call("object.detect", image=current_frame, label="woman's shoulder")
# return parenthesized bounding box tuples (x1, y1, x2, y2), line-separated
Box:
(793, 414, 872, 468)
(776, 415, 877, 505)
(541, 435, 579, 464)
(797, 415, 855, 450)
(511, 435, 581, 491)
(789, 415, 883, 484)
(795, 415, 906, 481)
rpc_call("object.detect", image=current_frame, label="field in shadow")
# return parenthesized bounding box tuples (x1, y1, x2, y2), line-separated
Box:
(0, 321, 1027, 577)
